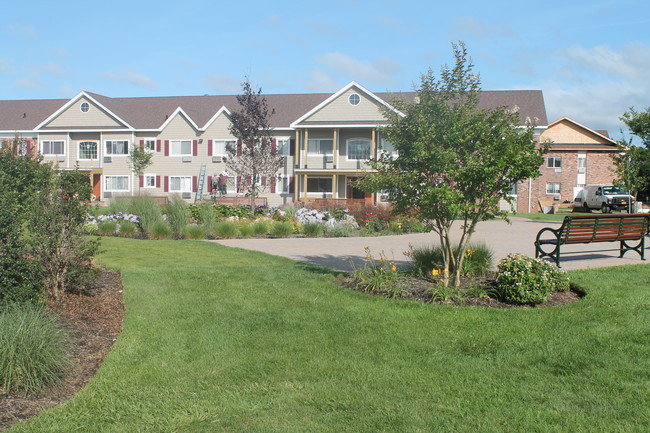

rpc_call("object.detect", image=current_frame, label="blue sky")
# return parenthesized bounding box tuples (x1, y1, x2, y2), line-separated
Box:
(1, 0, 649, 139)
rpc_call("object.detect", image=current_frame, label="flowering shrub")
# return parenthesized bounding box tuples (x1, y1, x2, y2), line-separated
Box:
(88, 213, 142, 236)
(351, 247, 403, 298)
(496, 254, 570, 304)
(266, 207, 290, 222)
(295, 207, 332, 225)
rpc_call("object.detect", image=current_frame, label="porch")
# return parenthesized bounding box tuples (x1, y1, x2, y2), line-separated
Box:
(293, 171, 379, 205)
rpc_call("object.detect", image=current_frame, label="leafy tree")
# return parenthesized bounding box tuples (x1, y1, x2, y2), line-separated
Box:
(357, 43, 549, 287)
(613, 107, 650, 201)
(226, 79, 283, 210)
(0, 137, 52, 305)
(29, 168, 100, 299)
(128, 142, 154, 193)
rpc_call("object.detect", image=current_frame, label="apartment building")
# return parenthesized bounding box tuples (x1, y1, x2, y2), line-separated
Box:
(1, 81, 551, 207)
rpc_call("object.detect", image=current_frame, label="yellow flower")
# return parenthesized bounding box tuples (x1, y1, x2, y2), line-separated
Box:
(432, 269, 440, 276)
(379, 257, 387, 264)
(391, 264, 397, 272)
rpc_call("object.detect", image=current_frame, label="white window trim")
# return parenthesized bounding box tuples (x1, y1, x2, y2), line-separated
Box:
(306, 176, 333, 196)
(169, 176, 193, 192)
(307, 138, 334, 156)
(348, 93, 360, 106)
(346, 138, 372, 161)
(277, 175, 290, 194)
(78, 141, 99, 160)
(212, 139, 235, 157)
(546, 182, 561, 195)
(105, 175, 130, 192)
(143, 138, 156, 153)
(276, 137, 291, 156)
(547, 156, 562, 168)
(41, 140, 66, 156)
(80, 102, 90, 113)
(105, 140, 130, 156)
(170, 139, 193, 157)
(143, 174, 157, 189)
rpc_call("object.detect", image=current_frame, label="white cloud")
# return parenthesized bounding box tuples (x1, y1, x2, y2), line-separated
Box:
(300, 69, 340, 93)
(13, 78, 40, 90)
(203, 73, 242, 94)
(314, 53, 403, 87)
(104, 69, 157, 90)
(452, 17, 512, 38)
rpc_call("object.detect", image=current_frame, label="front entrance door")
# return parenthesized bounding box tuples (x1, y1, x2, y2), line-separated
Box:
(346, 177, 366, 200)
(93, 174, 101, 201)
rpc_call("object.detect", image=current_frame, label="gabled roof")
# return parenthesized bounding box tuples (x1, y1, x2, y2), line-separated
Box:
(35, 91, 134, 130)
(546, 116, 617, 145)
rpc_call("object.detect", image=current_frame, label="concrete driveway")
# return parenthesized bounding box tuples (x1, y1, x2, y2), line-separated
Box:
(212, 217, 648, 272)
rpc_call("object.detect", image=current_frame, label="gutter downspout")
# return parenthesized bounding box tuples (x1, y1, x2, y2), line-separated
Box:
(528, 177, 532, 213)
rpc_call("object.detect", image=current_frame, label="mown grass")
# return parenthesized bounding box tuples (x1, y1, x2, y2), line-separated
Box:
(9, 238, 650, 432)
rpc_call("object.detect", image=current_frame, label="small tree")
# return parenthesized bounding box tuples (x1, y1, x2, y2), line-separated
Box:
(357, 43, 549, 287)
(613, 107, 650, 201)
(226, 79, 283, 210)
(128, 142, 154, 193)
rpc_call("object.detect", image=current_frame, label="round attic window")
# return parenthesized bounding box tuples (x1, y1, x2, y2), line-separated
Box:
(80, 102, 90, 113)
(348, 93, 360, 106)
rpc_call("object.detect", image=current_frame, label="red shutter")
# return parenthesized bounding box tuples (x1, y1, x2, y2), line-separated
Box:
(139, 139, 144, 149)
(261, 176, 267, 186)
(237, 140, 242, 156)
(26, 141, 32, 155)
(289, 138, 295, 156)
(156, 140, 161, 152)
(193, 140, 198, 156)
(192, 176, 197, 192)
(271, 176, 276, 193)
(164, 176, 169, 192)
(164, 140, 170, 156)
(207, 176, 213, 190)
(207, 139, 213, 156)
(156, 176, 161, 188)
(236, 176, 242, 192)
(139, 176, 144, 188)
(289, 177, 294, 193)
(271, 138, 276, 153)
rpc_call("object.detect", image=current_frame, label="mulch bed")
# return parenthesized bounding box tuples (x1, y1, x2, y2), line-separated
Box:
(0, 268, 125, 431)
(337, 274, 583, 308)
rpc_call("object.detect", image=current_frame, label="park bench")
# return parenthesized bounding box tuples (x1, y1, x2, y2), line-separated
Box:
(534, 214, 650, 267)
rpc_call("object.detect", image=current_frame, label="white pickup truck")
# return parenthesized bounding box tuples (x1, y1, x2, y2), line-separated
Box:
(581, 185, 635, 213)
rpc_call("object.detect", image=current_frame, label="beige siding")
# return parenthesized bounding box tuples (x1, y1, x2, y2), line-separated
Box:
(160, 113, 199, 139)
(202, 113, 233, 138)
(48, 97, 124, 128)
(306, 88, 387, 123)
(69, 132, 101, 170)
(541, 120, 607, 144)
(38, 133, 69, 167)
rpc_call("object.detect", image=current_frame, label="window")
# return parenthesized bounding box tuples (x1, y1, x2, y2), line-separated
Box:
(547, 156, 562, 168)
(213, 139, 235, 156)
(42, 140, 65, 155)
(144, 174, 156, 188)
(169, 176, 192, 192)
(348, 93, 360, 106)
(105, 176, 129, 192)
(277, 176, 290, 194)
(80, 102, 90, 113)
(546, 182, 561, 194)
(307, 177, 332, 193)
(379, 137, 398, 158)
(78, 141, 98, 159)
(347, 139, 372, 160)
(508, 182, 518, 196)
(170, 140, 192, 156)
(143, 139, 156, 152)
(308, 139, 333, 156)
(276, 138, 291, 156)
(578, 155, 587, 172)
(105, 140, 129, 155)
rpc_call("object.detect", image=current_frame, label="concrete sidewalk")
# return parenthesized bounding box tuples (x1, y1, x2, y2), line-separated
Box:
(212, 217, 648, 272)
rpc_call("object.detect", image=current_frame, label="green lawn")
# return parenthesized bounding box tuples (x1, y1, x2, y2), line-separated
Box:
(9, 238, 650, 432)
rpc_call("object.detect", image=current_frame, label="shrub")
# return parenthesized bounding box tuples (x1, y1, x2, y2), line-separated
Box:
(302, 223, 324, 238)
(496, 254, 570, 304)
(164, 195, 189, 235)
(252, 220, 270, 236)
(118, 221, 137, 237)
(408, 243, 493, 278)
(197, 202, 215, 232)
(128, 196, 162, 233)
(352, 247, 403, 298)
(214, 221, 238, 239)
(325, 224, 357, 238)
(183, 224, 206, 240)
(270, 222, 293, 238)
(97, 220, 118, 236)
(0, 305, 70, 393)
(149, 221, 173, 240)
(213, 204, 251, 219)
(236, 223, 254, 238)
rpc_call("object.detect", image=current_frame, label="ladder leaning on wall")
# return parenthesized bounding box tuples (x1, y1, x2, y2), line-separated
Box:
(194, 163, 207, 202)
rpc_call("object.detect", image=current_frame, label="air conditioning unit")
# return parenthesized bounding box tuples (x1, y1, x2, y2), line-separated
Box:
(57, 155, 65, 162)
(578, 167, 586, 173)
(325, 155, 333, 163)
(104, 192, 112, 198)
(212, 156, 223, 163)
(554, 194, 561, 200)
(181, 192, 191, 199)
(182, 156, 192, 162)
(103, 156, 112, 163)
(554, 168, 562, 173)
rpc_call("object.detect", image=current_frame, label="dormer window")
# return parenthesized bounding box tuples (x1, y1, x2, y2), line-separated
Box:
(80, 102, 90, 113)
(348, 93, 360, 106)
